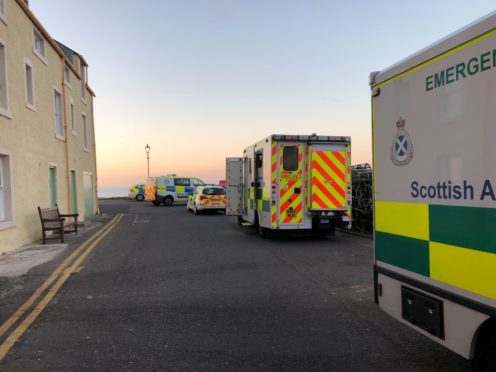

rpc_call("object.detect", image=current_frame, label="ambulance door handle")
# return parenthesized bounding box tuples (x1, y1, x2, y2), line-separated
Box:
(294, 187, 301, 194)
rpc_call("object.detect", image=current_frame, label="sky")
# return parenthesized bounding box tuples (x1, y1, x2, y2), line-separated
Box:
(30, 0, 496, 189)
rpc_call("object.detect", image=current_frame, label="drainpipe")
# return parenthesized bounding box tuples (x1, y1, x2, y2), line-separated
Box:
(61, 59, 71, 213)
(90, 93, 100, 215)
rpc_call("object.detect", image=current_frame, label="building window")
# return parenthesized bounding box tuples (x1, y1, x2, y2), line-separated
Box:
(64, 65, 71, 88)
(82, 113, 88, 150)
(0, 0, 7, 24)
(80, 63, 86, 102)
(53, 88, 64, 139)
(0, 155, 5, 221)
(0, 40, 10, 118)
(33, 28, 46, 63)
(70, 99, 75, 134)
(0, 150, 14, 229)
(25, 59, 35, 110)
(80, 79, 85, 101)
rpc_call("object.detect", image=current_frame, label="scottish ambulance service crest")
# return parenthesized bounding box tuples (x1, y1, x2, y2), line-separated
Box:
(391, 117, 413, 166)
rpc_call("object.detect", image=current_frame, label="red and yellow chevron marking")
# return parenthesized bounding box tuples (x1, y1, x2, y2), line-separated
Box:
(145, 185, 156, 201)
(271, 144, 277, 228)
(305, 146, 310, 210)
(311, 150, 346, 210)
(201, 195, 226, 206)
(279, 144, 303, 224)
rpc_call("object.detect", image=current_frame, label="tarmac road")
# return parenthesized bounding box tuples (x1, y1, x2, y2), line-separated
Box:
(0, 199, 469, 371)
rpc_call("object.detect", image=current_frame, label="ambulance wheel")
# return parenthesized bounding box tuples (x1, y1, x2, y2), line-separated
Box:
(471, 320, 496, 372)
(163, 196, 173, 206)
(152, 200, 160, 206)
(135, 194, 144, 202)
(194, 208, 200, 215)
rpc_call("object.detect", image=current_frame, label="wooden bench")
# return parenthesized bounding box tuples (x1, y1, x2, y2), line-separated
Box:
(37, 205, 79, 244)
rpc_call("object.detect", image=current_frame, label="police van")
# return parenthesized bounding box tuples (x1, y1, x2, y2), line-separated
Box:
(150, 175, 205, 206)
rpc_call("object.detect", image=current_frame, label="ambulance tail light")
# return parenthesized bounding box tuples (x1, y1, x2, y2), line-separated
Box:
(199, 195, 207, 201)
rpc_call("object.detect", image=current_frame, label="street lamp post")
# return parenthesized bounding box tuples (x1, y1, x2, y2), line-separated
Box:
(145, 144, 151, 177)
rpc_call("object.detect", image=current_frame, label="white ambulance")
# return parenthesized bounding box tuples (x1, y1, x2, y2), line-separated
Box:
(371, 11, 496, 370)
(226, 134, 352, 237)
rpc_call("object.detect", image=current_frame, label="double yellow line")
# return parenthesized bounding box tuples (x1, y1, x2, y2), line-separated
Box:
(0, 213, 123, 360)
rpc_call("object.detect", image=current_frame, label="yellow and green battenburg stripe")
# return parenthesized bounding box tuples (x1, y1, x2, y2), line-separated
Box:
(376, 201, 496, 300)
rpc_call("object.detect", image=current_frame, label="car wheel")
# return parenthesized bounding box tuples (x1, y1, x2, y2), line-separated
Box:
(194, 207, 199, 215)
(237, 215, 244, 225)
(164, 196, 173, 206)
(136, 194, 145, 202)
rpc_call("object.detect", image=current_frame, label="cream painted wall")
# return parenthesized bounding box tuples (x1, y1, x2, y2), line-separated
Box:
(0, 0, 97, 254)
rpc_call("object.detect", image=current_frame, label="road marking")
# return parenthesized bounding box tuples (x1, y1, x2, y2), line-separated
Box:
(0, 214, 122, 340)
(0, 213, 123, 360)
(133, 214, 149, 224)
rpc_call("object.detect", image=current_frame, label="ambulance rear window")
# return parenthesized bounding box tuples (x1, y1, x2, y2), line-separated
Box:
(283, 146, 298, 171)
(202, 188, 226, 196)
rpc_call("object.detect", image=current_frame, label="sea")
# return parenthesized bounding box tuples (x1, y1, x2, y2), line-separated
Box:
(98, 187, 129, 199)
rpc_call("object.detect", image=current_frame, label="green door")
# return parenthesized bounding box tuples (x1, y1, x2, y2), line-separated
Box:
(83, 173, 94, 218)
(49, 166, 57, 207)
(70, 170, 78, 214)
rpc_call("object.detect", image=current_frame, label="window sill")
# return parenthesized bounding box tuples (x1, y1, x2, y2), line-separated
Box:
(83, 147, 89, 153)
(32, 48, 47, 65)
(0, 13, 7, 26)
(0, 219, 16, 231)
(81, 97, 87, 105)
(64, 81, 72, 90)
(0, 107, 12, 119)
(26, 103, 36, 112)
(55, 134, 65, 142)
(72, 130, 77, 136)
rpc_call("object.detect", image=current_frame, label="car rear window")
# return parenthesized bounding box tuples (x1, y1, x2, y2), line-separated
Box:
(202, 188, 226, 195)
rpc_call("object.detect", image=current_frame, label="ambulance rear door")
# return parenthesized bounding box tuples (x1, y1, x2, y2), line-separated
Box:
(225, 157, 243, 216)
(277, 142, 305, 226)
(309, 144, 348, 211)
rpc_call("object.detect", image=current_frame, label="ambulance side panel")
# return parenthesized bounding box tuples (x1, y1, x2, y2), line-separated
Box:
(242, 145, 256, 224)
(256, 139, 273, 229)
(372, 13, 496, 359)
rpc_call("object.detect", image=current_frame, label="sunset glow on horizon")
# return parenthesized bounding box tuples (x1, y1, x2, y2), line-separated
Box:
(30, 1, 495, 191)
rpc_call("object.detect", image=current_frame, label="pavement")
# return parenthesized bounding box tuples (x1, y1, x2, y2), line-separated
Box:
(0, 213, 111, 277)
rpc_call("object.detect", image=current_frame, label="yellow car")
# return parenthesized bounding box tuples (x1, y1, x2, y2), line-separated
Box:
(186, 186, 226, 214)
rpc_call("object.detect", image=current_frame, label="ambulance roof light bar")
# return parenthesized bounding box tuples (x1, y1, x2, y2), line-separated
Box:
(272, 134, 350, 142)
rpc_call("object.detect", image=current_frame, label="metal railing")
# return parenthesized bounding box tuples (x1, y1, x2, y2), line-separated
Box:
(350, 164, 373, 235)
